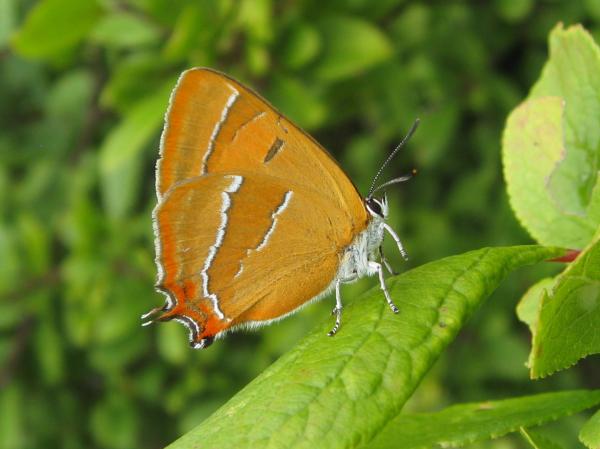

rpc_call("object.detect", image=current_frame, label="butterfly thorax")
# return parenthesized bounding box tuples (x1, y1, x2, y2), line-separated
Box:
(336, 197, 388, 283)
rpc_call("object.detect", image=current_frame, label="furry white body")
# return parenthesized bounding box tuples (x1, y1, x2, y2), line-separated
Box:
(337, 210, 387, 282)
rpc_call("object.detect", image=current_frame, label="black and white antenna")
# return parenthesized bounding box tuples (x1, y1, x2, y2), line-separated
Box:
(367, 118, 420, 199)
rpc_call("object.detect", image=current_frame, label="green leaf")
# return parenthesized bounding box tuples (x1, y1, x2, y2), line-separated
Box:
(266, 76, 328, 130)
(580, 408, 600, 449)
(280, 22, 321, 70)
(0, 385, 25, 449)
(90, 12, 160, 49)
(34, 309, 65, 385)
(0, 224, 19, 294)
(157, 322, 189, 365)
(99, 52, 165, 112)
(493, 0, 534, 23)
(90, 393, 139, 449)
(530, 24, 600, 220)
(17, 213, 50, 275)
(311, 16, 393, 81)
(521, 427, 567, 449)
(166, 246, 562, 449)
(590, 178, 600, 224)
(502, 24, 600, 249)
(162, 4, 210, 63)
(368, 390, 600, 449)
(516, 277, 555, 334)
(503, 96, 597, 249)
(0, 0, 17, 48)
(11, 0, 102, 59)
(99, 77, 175, 220)
(530, 232, 600, 378)
(238, 0, 273, 44)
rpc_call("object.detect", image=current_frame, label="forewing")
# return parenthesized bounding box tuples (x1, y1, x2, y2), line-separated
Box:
(153, 172, 353, 344)
(156, 68, 368, 231)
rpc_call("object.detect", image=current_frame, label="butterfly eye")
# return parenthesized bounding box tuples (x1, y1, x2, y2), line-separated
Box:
(366, 198, 384, 217)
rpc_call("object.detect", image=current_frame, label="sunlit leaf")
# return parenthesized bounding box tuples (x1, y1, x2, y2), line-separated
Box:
(530, 24, 600, 220)
(503, 97, 597, 249)
(503, 24, 600, 249)
(167, 246, 562, 449)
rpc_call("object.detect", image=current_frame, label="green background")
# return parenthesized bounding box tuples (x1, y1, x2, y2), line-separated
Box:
(1, 1, 598, 448)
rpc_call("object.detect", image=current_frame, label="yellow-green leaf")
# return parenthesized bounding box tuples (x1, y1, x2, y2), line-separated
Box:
(502, 24, 600, 249)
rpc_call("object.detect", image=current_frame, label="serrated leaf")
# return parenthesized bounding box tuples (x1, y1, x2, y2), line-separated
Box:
(503, 96, 597, 248)
(99, 78, 175, 220)
(11, 0, 102, 59)
(580, 408, 600, 449)
(521, 427, 567, 449)
(516, 277, 555, 334)
(502, 24, 600, 248)
(368, 390, 600, 449)
(530, 232, 600, 378)
(311, 16, 393, 81)
(167, 246, 562, 449)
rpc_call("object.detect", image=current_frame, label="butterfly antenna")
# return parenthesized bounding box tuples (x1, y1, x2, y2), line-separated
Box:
(367, 118, 420, 198)
(369, 169, 417, 196)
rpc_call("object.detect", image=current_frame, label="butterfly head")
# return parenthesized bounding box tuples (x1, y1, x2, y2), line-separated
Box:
(365, 195, 389, 219)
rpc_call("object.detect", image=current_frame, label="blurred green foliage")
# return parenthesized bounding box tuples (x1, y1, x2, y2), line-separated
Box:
(0, 1, 599, 448)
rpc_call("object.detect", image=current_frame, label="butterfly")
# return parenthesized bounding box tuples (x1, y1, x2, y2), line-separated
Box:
(142, 68, 418, 349)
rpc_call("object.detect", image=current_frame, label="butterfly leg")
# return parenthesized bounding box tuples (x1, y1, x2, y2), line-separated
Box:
(327, 280, 343, 337)
(327, 274, 359, 336)
(369, 261, 399, 314)
(383, 222, 408, 261)
(379, 245, 397, 276)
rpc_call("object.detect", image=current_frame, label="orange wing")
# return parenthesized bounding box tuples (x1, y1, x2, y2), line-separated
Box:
(153, 172, 353, 346)
(156, 68, 368, 230)
(150, 68, 371, 348)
